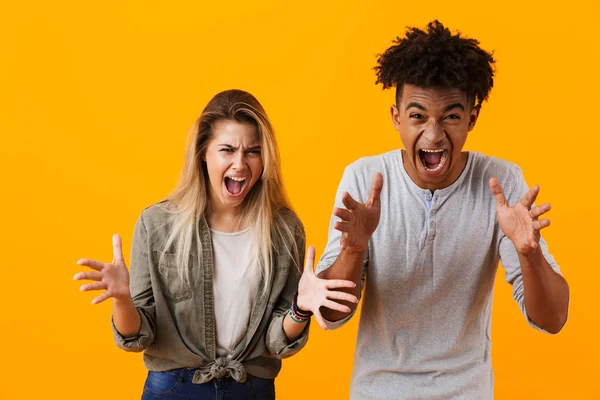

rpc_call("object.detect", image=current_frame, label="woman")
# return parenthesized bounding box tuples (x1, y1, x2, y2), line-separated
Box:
(74, 89, 358, 399)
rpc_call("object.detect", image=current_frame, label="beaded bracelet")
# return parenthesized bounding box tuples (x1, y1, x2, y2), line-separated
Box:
(289, 292, 312, 323)
(289, 308, 309, 323)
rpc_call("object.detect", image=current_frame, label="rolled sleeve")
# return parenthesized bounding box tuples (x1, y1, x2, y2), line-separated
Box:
(266, 311, 310, 358)
(499, 166, 563, 334)
(111, 308, 155, 352)
(500, 236, 562, 334)
(323, 310, 356, 330)
(315, 164, 369, 329)
(316, 165, 369, 277)
(265, 219, 310, 358)
(112, 212, 157, 351)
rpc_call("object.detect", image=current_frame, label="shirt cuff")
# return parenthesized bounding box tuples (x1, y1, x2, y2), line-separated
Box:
(323, 309, 355, 330)
(266, 313, 310, 359)
(111, 309, 154, 352)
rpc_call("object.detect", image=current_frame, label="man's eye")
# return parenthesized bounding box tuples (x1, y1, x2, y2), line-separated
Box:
(410, 113, 423, 119)
(445, 114, 460, 120)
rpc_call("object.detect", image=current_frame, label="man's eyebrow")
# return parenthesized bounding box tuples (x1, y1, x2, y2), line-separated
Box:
(443, 103, 465, 112)
(406, 102, 427, 111)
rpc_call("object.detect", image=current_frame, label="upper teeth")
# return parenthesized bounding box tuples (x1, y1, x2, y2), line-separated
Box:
(421, 149, 445, 153)
(229, 177, 246, 182)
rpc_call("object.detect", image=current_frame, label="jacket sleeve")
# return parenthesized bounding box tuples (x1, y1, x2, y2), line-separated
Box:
(265, 217, 310, 358)
(112, 212, 157, 352)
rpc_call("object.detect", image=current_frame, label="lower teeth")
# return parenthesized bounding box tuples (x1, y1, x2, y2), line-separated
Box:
(423, 154, 446, 172)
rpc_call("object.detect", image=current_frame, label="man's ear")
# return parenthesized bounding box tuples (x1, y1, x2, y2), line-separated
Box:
(391, 104, 401, 131)
(468, 105, 481, 132)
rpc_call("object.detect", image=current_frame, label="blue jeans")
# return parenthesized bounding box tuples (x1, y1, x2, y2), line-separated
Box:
(141, 368, 276, 400)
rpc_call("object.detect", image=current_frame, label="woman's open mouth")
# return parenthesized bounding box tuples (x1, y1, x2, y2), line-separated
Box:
(224, 176, 248, 197)
(418, 149, 449, 173)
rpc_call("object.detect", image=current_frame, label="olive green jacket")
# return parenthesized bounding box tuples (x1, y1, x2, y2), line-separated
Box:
(113, 202, 309, 382)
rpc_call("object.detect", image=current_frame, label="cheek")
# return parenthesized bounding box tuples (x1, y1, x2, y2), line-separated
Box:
(205, 155, 226, 184)
(399, 129, 419, 151)
(250, 159, 264, 181)
(447, 129, 469, 149)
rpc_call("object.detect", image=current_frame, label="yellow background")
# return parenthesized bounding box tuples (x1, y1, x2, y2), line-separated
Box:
(1, 0, 598, 398)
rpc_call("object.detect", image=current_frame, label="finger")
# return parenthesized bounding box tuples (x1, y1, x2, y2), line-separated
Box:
(488, 178, 507, 208)
(532, 219, 551, 230)
(113, 234, 124, 263)
(530, 203, 551, 219)
(91, 291, 112, 305)
(326, 290, 359, 303)
(366, 172, 383, 207)
(76, 259, 105, 271)
(341, 192, 360, 211)
(333, 221, 349, 233)
(520, 185, 540, 209)
(323, 299, 352, 313)
(73, 271, 103, 281)
(324, 279, 357, 289)
(333, 207, 352, 221)
(313, 310, 328, 330)
(304, 246, 316, 273)
(80, 281, 107, 292)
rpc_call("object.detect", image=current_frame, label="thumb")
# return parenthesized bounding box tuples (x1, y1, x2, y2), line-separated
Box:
(313, 310, 328, 330)
(112, 234, 124, 263)
(367, 172, 383, 207)
(489, 177, 507, 209)
(304, 246, 316, 274)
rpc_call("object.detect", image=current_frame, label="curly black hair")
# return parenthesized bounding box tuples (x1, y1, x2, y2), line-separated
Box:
(374, 20, 495, 108)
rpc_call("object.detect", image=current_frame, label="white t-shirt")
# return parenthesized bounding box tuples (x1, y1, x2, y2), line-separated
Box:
(211, 228, 261, 357)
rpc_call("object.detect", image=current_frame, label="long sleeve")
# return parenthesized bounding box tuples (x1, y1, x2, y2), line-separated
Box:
(265, 219, 310, 358)
(315, 165, 368, 329)
(498, 165, 562, 333)
(112, 212, 157, 351)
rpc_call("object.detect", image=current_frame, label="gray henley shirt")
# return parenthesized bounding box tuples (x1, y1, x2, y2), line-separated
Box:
(316, 150, 561, 400)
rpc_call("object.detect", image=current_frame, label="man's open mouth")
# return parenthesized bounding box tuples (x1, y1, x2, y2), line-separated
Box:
(418, 149, 449, 172)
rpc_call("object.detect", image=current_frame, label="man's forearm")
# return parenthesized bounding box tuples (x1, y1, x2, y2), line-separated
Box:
(317, 248, 364, 321)
(520, 247, 569, 334)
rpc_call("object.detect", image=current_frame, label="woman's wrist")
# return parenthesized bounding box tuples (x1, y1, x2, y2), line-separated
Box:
(289, 292, 312, 323)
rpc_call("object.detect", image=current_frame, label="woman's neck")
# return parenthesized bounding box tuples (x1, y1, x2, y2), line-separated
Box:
(208, 208, 244, 233)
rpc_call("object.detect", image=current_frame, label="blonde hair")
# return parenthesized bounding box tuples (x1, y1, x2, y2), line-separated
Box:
(160, 89, 301, 292)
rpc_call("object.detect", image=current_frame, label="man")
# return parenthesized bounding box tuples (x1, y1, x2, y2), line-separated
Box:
(315, 20, 569, 399)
